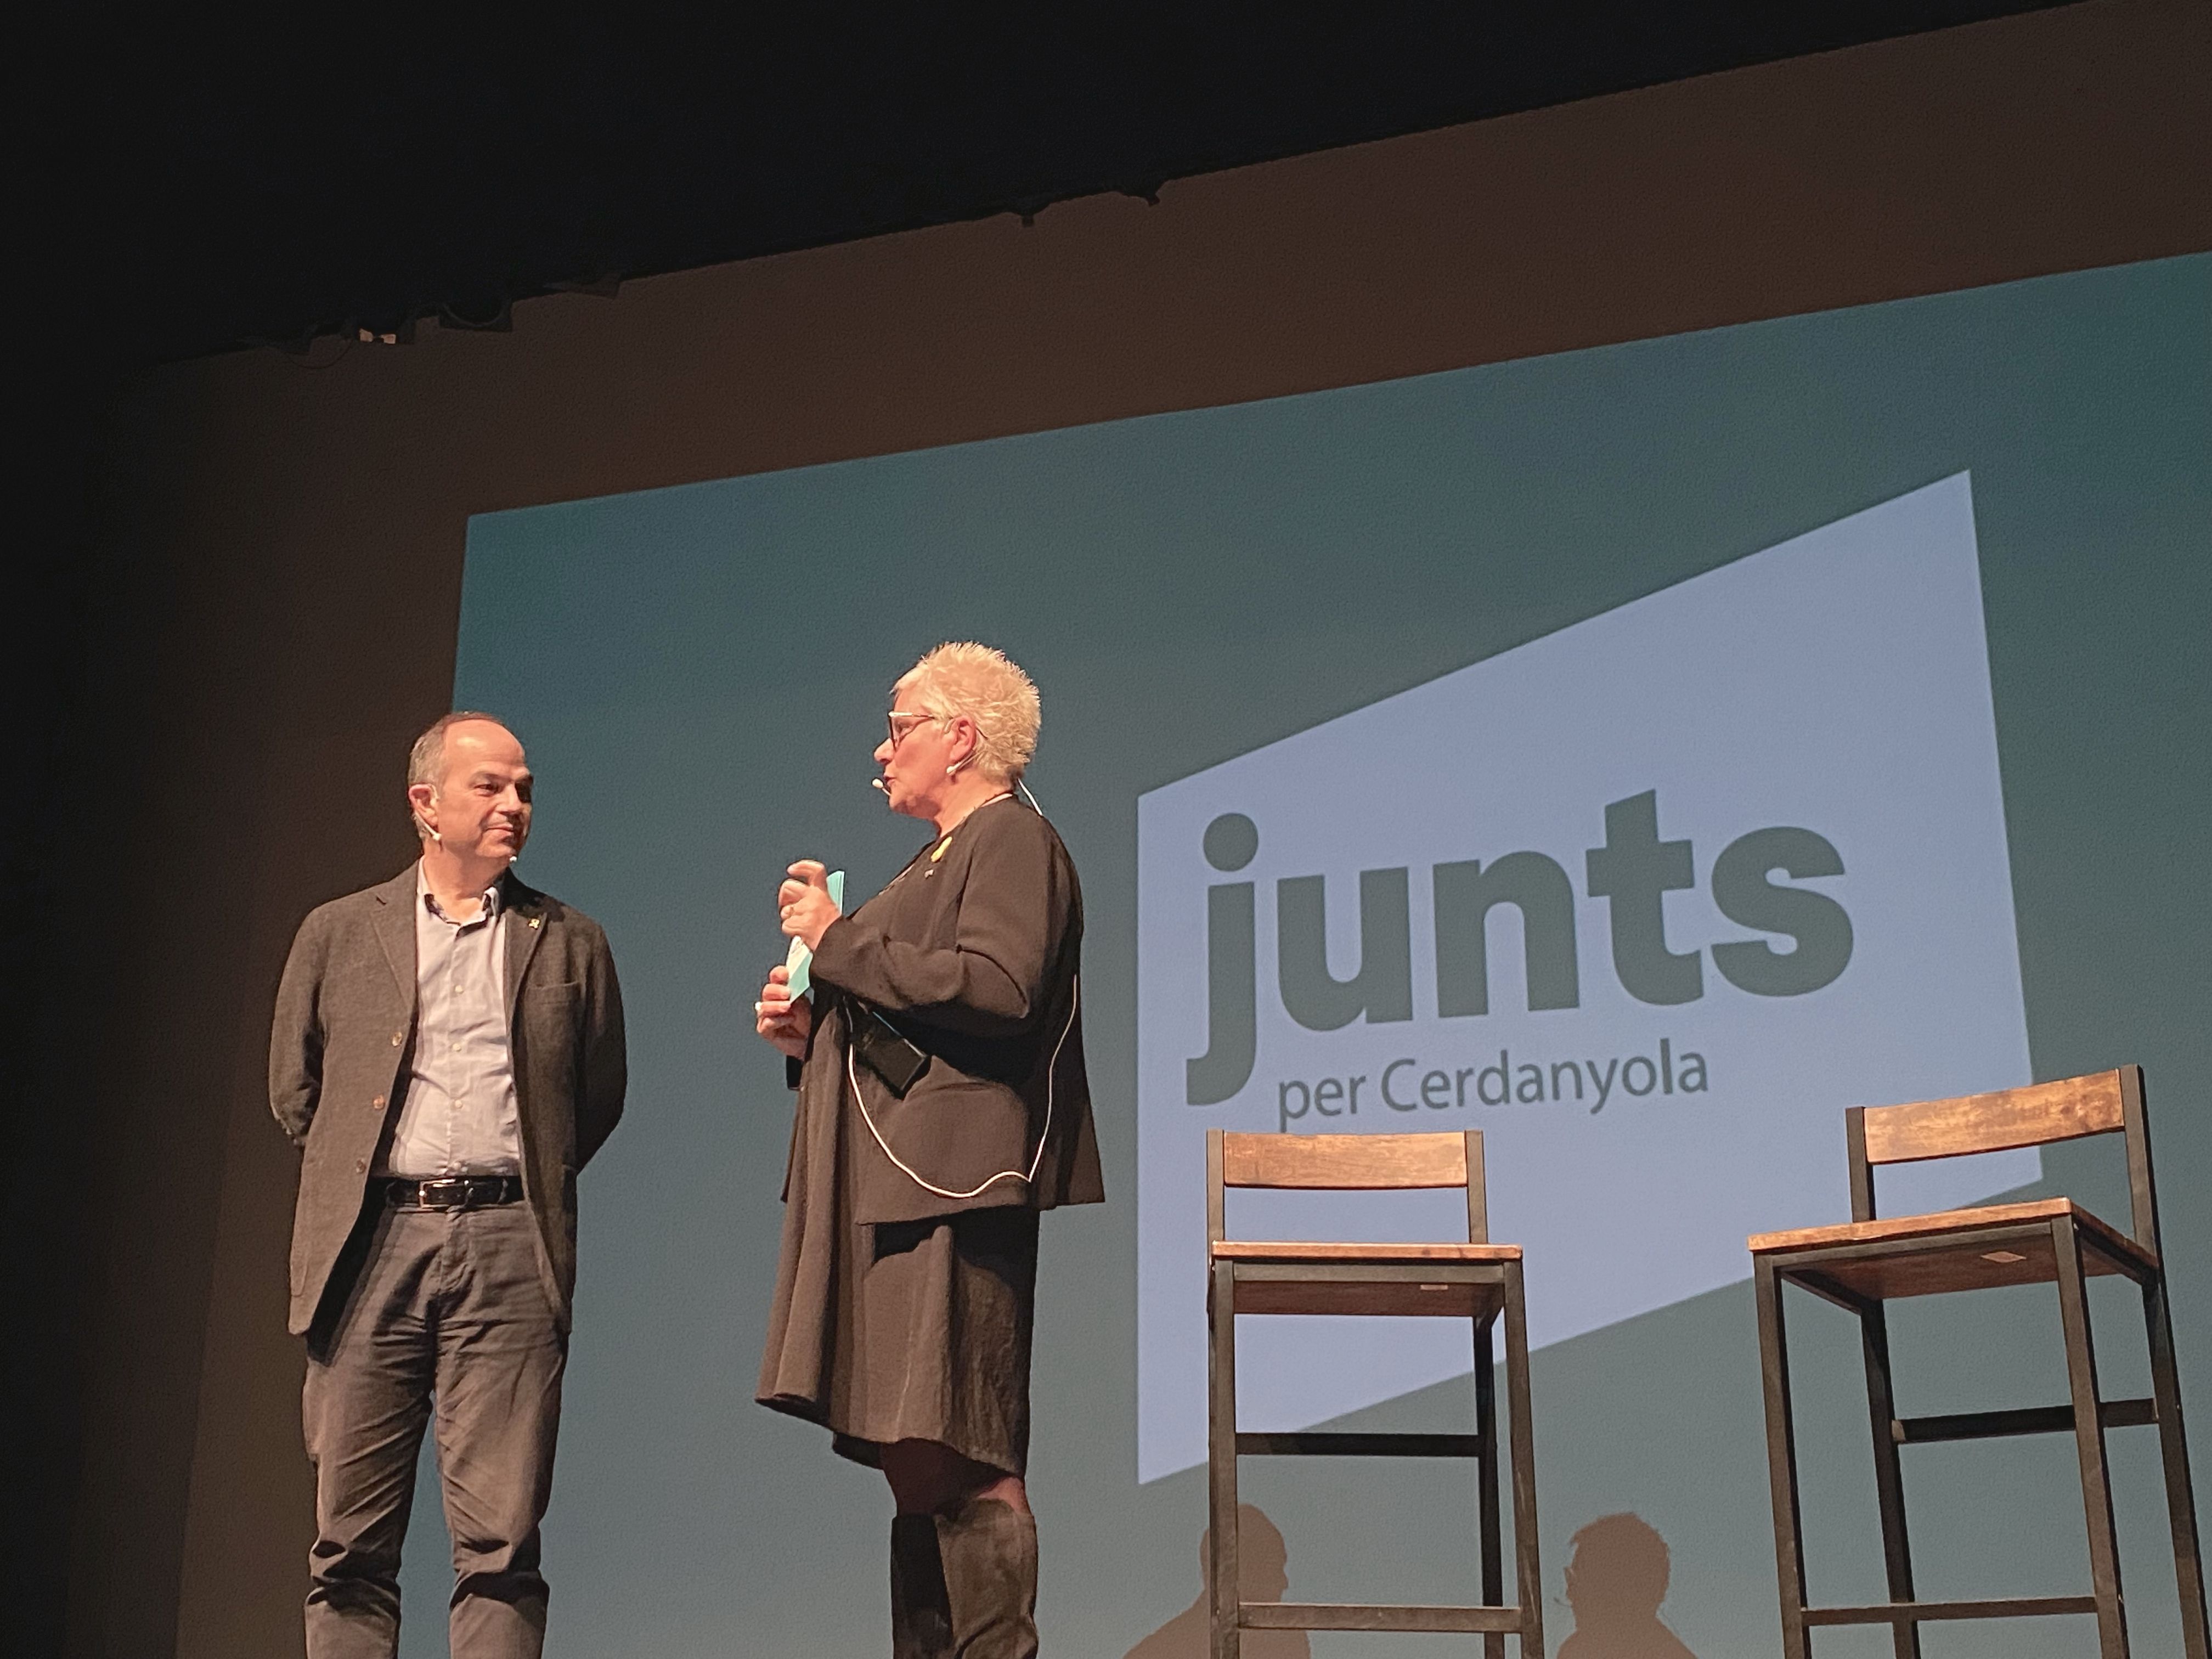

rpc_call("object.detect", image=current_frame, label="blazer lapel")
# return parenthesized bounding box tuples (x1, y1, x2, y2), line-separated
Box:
(504, 876, 549, 1019)
(369, 866, 419, 1008)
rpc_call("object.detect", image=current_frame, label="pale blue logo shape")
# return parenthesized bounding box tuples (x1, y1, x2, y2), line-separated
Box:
(1135, 473, 2033, 1481)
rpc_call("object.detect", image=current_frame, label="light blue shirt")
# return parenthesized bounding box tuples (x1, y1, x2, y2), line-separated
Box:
(376, 865, 524, 1178)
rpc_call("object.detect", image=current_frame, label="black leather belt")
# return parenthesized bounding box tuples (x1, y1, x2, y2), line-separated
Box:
(377, 1175, 524, 1210)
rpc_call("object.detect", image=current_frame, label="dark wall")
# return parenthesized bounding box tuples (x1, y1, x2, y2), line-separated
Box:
(4, 348, 126, 1659)
(41, 2, 2210, 1652)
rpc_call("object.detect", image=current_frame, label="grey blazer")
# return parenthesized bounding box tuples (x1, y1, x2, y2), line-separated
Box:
(269, 866, 625, 1335)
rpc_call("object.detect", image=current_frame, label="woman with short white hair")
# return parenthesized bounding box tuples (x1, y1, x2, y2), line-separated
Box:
(755, 641, 1103, 1658)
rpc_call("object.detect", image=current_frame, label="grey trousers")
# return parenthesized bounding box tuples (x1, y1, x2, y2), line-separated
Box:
(303, 1200, 566, 1659)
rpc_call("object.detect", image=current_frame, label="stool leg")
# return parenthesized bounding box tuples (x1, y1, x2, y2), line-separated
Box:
(1502, 1261, 1544, 1657)
(1756, 1260, 1811, 1659)
(1475, 1311, 1503, 1659)
(1207, 1260, 1242, 1659)
(2144, 1272, 2210, 1658)
(1858, 1302, 1922, 1659)
(2055, 1221, 2129, 1659)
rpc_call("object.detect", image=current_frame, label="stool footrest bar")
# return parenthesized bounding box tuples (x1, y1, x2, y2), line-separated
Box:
(1803, 1595, 2100, 1626)
(1243, 1601, 1525, 1633)
(1893, 1398, 2155, 1444)
(1236, 1431, 1485, 1458)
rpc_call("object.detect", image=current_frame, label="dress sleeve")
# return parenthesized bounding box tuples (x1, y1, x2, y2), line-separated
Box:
(808, 814, 1071, 1039)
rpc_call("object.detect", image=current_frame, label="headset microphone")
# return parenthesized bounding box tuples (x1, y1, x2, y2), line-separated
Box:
(872, 777, 890, 793)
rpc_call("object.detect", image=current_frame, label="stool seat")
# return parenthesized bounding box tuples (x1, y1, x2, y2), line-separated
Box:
(1210, 1239, 1522, 1262)
(1750, 1198, 2155, 1301)
(1214, 1240, 1523, 1318)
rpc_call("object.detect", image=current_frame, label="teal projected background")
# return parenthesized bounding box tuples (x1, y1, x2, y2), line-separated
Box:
(412, 253, 2209, 1656)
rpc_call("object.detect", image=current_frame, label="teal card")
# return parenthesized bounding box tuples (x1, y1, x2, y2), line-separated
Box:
(781, 868, 845, 1001)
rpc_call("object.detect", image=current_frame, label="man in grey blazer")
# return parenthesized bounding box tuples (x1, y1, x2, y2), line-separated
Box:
(270, 712, 624, 1659)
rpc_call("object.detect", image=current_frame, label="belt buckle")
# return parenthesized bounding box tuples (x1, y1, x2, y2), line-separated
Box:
(418, 1177, 472, 1210)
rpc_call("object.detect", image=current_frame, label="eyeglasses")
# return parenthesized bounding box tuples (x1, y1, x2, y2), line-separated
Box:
(884, 710, 944, 749)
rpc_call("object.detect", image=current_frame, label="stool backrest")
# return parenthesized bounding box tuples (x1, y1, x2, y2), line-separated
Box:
(1206, 1129, 1488, 1245)
(1846, 1065, 2158, 1250)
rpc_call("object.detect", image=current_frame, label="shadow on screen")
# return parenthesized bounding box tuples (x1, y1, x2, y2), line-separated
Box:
(1126, 1503, 1309, 1659)
(1559, 1512, 1698, 1659)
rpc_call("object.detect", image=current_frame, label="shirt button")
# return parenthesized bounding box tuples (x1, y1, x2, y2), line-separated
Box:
(371, 1094, 387, 1110)
(354, 1158, 367, 1173)
(391, 1030, 404, 1046)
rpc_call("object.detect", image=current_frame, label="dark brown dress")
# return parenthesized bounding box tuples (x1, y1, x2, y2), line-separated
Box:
(756, 797, 1102, 1476)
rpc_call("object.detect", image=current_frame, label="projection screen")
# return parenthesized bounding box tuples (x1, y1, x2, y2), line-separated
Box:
(387, 251, 2210, 1657)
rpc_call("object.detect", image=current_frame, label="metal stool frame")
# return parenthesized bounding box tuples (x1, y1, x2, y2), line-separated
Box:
(1206, 1127, 1543, 1657)
(1750, 1065, 2207, 1658)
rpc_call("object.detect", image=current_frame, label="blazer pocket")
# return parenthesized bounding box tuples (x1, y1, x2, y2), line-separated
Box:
(524, 981, 583, 1026)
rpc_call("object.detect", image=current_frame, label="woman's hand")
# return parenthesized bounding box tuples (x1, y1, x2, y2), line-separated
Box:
(778, 859, 841, 952)
(755, 962, 813, 1059)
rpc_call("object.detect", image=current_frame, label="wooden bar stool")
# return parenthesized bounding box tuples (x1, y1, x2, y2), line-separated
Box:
(1748, 1066, 2209, 1658)
(1206, 1128, 1543, 1657)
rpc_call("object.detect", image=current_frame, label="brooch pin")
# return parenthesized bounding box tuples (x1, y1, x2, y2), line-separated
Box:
(529, 917, 543, 930)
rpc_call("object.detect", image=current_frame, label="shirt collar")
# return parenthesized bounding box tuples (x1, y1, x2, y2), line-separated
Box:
(417, 861, 504, 926)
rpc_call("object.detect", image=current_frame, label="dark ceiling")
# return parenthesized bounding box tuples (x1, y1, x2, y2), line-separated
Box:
(32, 2, 2074, 369)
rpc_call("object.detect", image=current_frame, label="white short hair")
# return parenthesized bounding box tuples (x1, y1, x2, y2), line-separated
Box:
(898, 643, 1041, 784)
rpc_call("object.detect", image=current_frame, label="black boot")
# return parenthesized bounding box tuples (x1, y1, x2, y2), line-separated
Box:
(891, 1513, 954, 1658)
(934, 1496, 1039, 1658)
